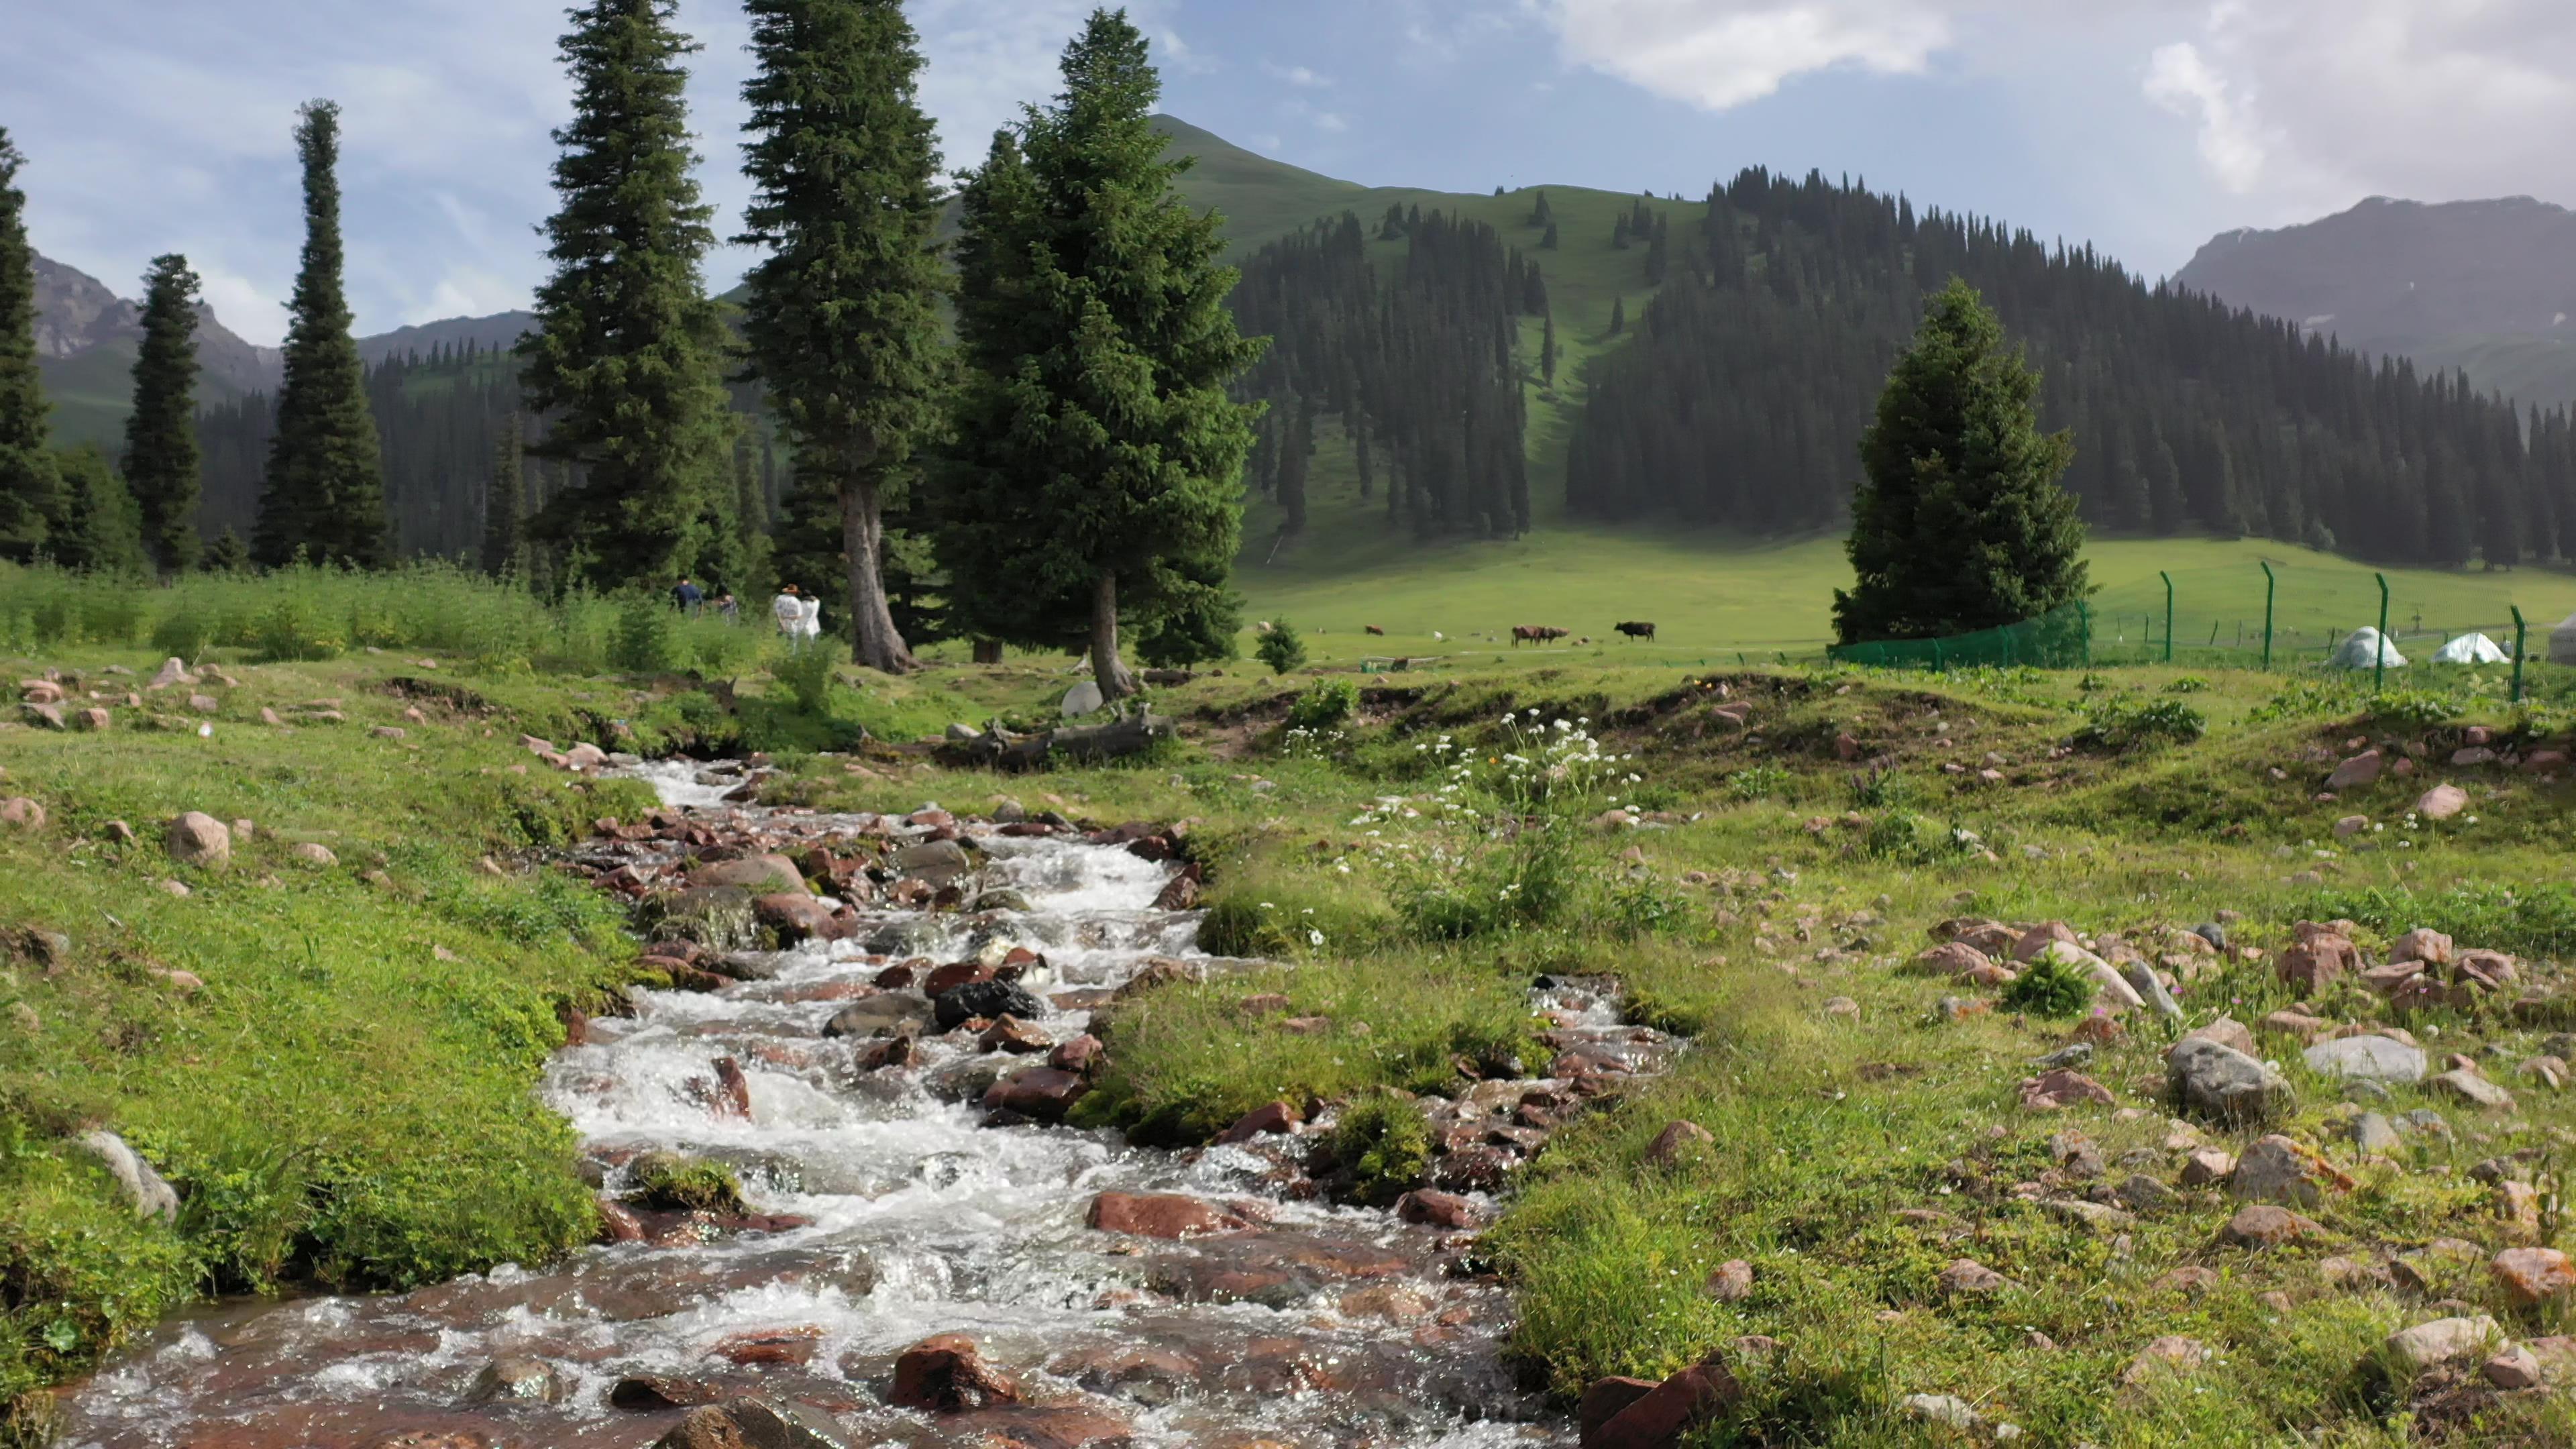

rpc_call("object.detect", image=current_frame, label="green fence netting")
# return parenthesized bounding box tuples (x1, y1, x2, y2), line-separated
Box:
(1829, 564, 2546, 678)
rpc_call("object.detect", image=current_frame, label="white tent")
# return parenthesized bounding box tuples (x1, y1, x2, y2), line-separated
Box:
(2430, 633, 2509, 665)
(2329, 627, 2406, 669)
(2553, 612, 2576, 666)
(1060, 680, 1105, 718)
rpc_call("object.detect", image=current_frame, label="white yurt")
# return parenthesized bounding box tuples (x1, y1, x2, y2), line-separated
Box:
(2429, 633, 2509, 665)
(2553, 612, 2576, 666)
(2329, 627, 2406, 669)
(1060, 680, 1106, 718)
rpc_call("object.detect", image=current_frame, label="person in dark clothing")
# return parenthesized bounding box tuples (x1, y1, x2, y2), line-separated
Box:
(672, 578, 704, 616)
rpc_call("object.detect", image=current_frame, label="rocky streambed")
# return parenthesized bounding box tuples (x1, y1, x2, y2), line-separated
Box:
(55, 760, 1676, 1449)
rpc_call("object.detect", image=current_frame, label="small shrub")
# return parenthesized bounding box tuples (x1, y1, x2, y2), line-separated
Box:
(1599, 873, 1688, 937)
(621, 1152, 747, 1214)
(1286, 678, 1359, 732)
(2247, 678, 2361, 724)
(2073, 696, 2205, 749)
(1728, 764, 1790, 801)
(2000, 953, 2096, 1018)
(1256, 620, 1308, 676)
(609, 592, 678, 674)
(1330, 1091, 1431, 1208)
(769, 647, 837, 716)
(1845, 766, 1912, 810)
(150, 610, 213, 659)
(2163, 675, 2210, 694)
(252, 598, 343, 662)
(2366, 689, 2471, 731)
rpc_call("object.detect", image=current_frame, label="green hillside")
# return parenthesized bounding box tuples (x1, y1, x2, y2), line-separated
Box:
(2404, 331, 2576, 411)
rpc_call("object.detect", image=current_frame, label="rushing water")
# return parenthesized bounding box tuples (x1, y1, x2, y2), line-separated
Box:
(57, 761, 1584, 1449)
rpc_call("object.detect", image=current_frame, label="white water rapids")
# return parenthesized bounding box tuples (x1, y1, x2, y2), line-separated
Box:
(56, 760, 1573, 1449)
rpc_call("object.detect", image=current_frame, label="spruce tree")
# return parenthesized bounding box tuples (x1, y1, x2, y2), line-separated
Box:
(1540, 219, 1558, 251)
(1611, 213, 1629, 250)
(1529, 189, 1552, 227)
(1276, 394, 1311, 534)
(0, 127, 61, 564)
(520, 0, 736, 590)
(737, 0, 949, 674)
(48, 444, 147, 574)
(125, 254, 204, 574)
(939, 11, 1263, 702)
(255, 101, 389, 568)
(481, 411, 525, 577)
(1833, 278, 2086, 643)
(204, 527, 250, 573)
(1607, 296, 1625, 336)
(1541, 313, 1558, 386)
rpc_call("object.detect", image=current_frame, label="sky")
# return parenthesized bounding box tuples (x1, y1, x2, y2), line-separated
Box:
(11, 0, 2573, 347)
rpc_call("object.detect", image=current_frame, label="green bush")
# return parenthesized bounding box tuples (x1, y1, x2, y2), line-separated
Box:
(252, 598, 344, 662)
(2073, 696, 2205, 749)
(1728, 764, 1791, 801)
(609, 592, 678, 674)
(2001, 952, 2096, 1018)
(1330, 1091, 1431, 1208)
(1256, 620, 1308, 676)
(149, 608, 213, 659)
(1286, 678, 1359, 732)
(2163, 675, 2210, 694)
(621, 1152, 747, 1214)
(2365, 689, 2471, 730)
(769, 647, 837, 716)
(1845, 766, 1912, 810)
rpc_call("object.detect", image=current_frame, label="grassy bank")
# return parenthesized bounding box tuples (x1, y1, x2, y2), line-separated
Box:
(791, 655, 2576, 1445)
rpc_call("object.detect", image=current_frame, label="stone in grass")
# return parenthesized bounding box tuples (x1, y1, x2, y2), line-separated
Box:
(2303, 1035, 2426, 1085)
(1937, 1258, 2014, 1295)
(2167, 1038, 2293, 1125)
(2383, 1316, 2501, 1377)
(1645, 1120, 1715, 1168)
(2416, 784, 2470, 820)
(1706, 1259, 1754, 1302)
(2430, 1069, 2516, 1111)
(2349, 1113, 2403, 1155)
(164, 812, 231, 869)
(2019, 1069, 2115, 1112)
(2230, 1135, 2348, 1208)
(2121, 1336, 2210, 1387)
(1901, 1395, 1979, 1430)
(2491, 1248, 2576, 1307)
(2222, 1204, 2324, 1248)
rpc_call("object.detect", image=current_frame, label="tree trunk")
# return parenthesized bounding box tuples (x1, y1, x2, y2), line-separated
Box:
(971, 639, 1004, 665)
(841, 475, 917, 674)
(1090, 570, 1137, 700)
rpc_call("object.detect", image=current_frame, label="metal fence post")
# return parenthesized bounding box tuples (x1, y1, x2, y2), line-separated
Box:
(2373, 573, 2390, 693)
(2259, 561, 2275, 670)
(2512, 605, 2528, 704)
(2159, 572, 2174, 664)
(2078, 601, 2090, 667)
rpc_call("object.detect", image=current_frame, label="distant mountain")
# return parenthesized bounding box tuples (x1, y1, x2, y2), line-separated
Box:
(34, 251, 280, 397)
(358, 311, 534, 366)
(2174, 196, 2576, 407)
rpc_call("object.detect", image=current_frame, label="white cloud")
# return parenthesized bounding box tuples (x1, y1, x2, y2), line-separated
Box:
(2141, 40, 2264, 195)
(1263, 62, 1334, 87)
(1315, 111, 1352, 133)
(1539, 0, 1953, 107)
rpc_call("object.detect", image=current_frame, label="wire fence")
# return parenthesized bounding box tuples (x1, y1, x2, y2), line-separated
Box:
(1831, 563, 2559, 696)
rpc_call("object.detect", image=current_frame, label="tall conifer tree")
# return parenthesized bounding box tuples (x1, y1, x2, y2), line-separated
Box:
(482, 412, 525, 577)
(737, 0, 949, 673)
(1833, 278, 2086, 642)
(255, 103, 388, 568)
(521, 0, 735, 588)
(50, 445, 147, 574)
(0, 127, 61, 563)
(940, 11, 1263, 701)
(125, 254, 204, 574)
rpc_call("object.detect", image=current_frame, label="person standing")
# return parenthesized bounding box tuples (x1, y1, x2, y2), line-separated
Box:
(672, 576, 704, 616)
(798, 592, 824, 648)
(714, 592, 739, 625)
(773, 584, 806, 653)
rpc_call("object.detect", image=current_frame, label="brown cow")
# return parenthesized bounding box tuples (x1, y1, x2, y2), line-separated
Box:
(1511, 625, 1570, 647)
(1615, 621, 1656, 641)
(1364, 625, 1386, 637)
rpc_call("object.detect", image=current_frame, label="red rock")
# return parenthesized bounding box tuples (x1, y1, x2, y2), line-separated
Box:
(1238, 992, 1294, 1016)
(2221, 1204, 2323, 1247)
(1277, 1016, 1332, 1035)
(873, 962, 917, 988)
(978, 1014, 1053, 1055)
(1395, 1189, 1483, 1228)
(2391, 928, 2455, 966)
(924, 961, 994, 996)
(2019, 1069, 2114, 1111)
(1585, 1350, 1742, 1449)
(2012, 921, 2080, 962)
(1087, 1191, 1251, 1238)
(705, 1057, 752, 1119)
(2492, 1247, 2576, 1306)
(752, 892, 842, 944)
(891, 1333, 1020, 1411)
(1214, 1101, 1300, 1144)
(609, 1374, 724, 1409)
(1909, 943, 1992, 979)
(1706, 1259, 1754, 1302)
(2276, 930, 2359, 995)
(598, 1199, 647, 1243)
(1580, 1378, 1660, 1443)
(1937, 1259, 2011, 1295)
(2325, 749, 2383, 790)
(1046, 1034, 1105, 1075)
(708, 1324, 824, 1366)
(983, 1067, 1089, 1120)
(949, 1405, 1133, 1449)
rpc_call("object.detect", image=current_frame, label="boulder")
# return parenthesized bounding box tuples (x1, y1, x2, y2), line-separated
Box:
(753, 892, 843, 945)
(72, 708, 109, 731)
(2035, 940, 2145, 1010)
(1582, 1350, 1741, 1449)
(1909, 942, 1992, 979)
(1706, 1259, 1754, 1302)
(1395, 1189, 1483, 1228)
(2385, 1316, 2500, 1377)
(464, 1354, 565, 1405)
(0, 797, 45, 830)
(1937, 1258, 2013, 1295)
(2325, 749, 2383, 790)
(164, 812, 231, 869)
(2491, 1247, 2576, 1307)
(78, 1131, 179, 1223)
(690, 854, 807, 893)
(2020, 1069, 2115, 1111)
(894, 838, 973, 886)
(2390, 928, 2455, 966)
(1645, 1120, 1715, 1167)
(2303, 1034, 2426, 1084)
(2180, 1016, 2258, 1059)
(149, 657, 187, 689)
(1087, 1192, 1250, 1239)
(890, 1334, 1020, 1411)
(564, 743, 608, 771)
(936, 979, 1046, 1032)
(822, 995, 931, 1038)
(2417, 784, 2471, 820)
(2275, 926, 2361, 996)
(2221, 1203, 2323, 1247)
(977, 1015, 1051, 1055)
(651, 1397, 863, 1448)
(1214, 1102, 1299, 1144)
(2167, 1038, 2293, 1124)
(2430, 1069, 2516, 1111)
(2230, 1134, 2341, 1207)
(983, 1067, 1089, 1121)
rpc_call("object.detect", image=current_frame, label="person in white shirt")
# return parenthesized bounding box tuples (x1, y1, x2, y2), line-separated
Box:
(798, 594, 823, 645)
(772, 585, 808, 653)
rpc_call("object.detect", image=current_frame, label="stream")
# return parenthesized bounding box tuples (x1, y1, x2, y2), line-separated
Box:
(54, 761, 1646, 1449)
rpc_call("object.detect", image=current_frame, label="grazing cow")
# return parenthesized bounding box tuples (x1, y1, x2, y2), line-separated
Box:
(1615, 621, 1657, 641)
(1364, 625, 1386, 637)
(1511, 625, 1571, 647)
